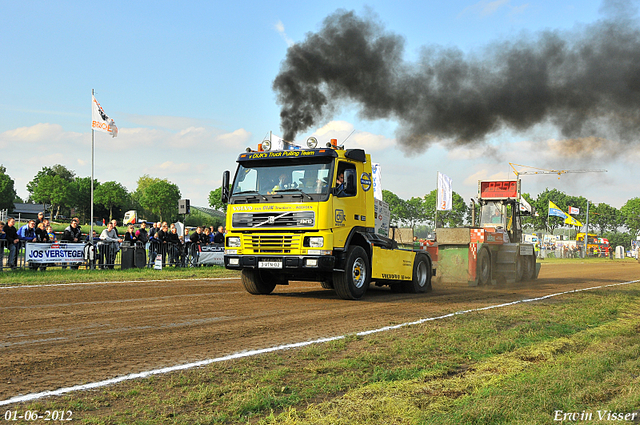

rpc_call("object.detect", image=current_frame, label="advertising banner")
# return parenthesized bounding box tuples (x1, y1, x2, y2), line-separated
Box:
(372, 163, 382, 200)
(437, 172, 452, 211)
(25, 243, 86, 263)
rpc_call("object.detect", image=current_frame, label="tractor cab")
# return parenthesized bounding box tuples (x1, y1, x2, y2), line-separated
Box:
(477, 179, 533, 244)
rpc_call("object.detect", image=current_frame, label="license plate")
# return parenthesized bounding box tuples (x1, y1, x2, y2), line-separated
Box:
(259, 261, 282, 269)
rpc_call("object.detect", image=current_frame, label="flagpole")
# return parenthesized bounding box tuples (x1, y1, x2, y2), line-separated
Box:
(90, 89, 95, 269)
(584, 200, 590, 258)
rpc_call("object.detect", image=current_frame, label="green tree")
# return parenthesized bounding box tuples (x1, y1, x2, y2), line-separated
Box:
(71, 177, 100, 224)
(0, 165, 17, 212)
(620, 198, 640, 237)
(32, 175, 71, 220)
(423, 189, 468, 228)
(94, 181, 128, 222)
(139, 180, 181, 223)
(533, 188, 570, 232)
(603, 231, 633, 251)
(590, 203, 621, 235)
(404, 197, 427, 229)
(131, 175, 167, 222)
(382, 189, 407, 227)
(208, 186, 228, 212)
(27, 165, 75, 195)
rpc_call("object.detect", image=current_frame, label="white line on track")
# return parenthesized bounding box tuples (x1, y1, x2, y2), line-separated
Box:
(1, 278, 639, 407)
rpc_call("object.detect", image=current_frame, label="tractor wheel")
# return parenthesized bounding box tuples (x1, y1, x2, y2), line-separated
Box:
(515, 255, 525, 282)
(241, 269, 276, 295)
(333, 246, 370, 300)
(403, 254, 432, 293)
(524, 255, 536, 280)
(477, 248, 492, 285)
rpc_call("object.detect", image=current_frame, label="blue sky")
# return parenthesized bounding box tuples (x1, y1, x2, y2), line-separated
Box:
(1, 0, 636, 212)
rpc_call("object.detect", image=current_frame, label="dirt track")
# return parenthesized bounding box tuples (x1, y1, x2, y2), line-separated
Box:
(1, 261, 639, 401)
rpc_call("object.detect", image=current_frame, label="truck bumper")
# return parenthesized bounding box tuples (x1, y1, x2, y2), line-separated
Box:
(224, 255, 335, 272)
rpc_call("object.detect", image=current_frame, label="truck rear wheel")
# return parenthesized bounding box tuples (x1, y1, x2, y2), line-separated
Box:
(333, 246, 370, 300)
(477, 248, 491, 285)
(402, 254, 432, 293)
(241, 269, 277, 295)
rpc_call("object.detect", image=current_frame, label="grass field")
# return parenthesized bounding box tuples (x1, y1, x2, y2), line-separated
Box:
(9, 271, 640, 424)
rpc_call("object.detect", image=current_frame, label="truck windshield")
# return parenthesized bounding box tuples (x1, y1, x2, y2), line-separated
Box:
(231, 160, 332, 201)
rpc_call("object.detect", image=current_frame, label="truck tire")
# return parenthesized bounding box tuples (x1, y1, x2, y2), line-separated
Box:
(241, 269, 277, 295)
(403, 254, 432, 293)
(477, 248, 491, 286)
(333, 246, 370, 300)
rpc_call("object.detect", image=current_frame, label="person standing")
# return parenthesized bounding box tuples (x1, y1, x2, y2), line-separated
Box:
(213, 225, 225, 244)
(35, 212, 45, 227)
(62, 220, 82, 269)
(124, 225, 138, 244)
(0, 221, 5, 270)
(99, 222, 122, 269)
(18, 220, 38, 270)
(136, 221, 149, 244)
(4, 218, 20, 269)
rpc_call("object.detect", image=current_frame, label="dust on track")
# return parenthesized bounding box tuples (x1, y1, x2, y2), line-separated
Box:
(1, 261, 638, 400)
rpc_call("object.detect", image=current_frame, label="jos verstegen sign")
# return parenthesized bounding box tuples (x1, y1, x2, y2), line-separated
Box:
(26, 243, 86, 263)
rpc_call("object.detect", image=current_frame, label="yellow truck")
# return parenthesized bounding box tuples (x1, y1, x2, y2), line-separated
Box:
(221, 138, 434, 300)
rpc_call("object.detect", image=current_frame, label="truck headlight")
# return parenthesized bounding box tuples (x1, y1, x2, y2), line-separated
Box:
(227, 237, 241, 247)
(304, 236, 323, 247)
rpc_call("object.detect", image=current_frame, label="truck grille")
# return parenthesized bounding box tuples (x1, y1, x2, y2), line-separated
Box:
(244, 235, 301, 253)
(232, 211, 314, 228)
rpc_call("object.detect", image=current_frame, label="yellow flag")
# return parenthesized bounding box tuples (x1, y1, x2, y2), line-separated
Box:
(564, 215, 583, 227)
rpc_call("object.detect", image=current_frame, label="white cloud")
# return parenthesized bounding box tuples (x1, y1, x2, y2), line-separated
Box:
(311, 121, 395, 152)
(1, 120, 252, 207)
(0, 123, 83, 146)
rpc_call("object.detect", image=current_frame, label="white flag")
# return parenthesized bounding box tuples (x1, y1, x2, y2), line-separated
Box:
(372, 163, 382, 200)
(568, 206, 580, 215)
(92, 95, 118, 137)
(437, 172, 452, 211)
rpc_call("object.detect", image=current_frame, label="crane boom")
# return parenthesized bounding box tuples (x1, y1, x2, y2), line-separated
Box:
(509, 163, 607, 178)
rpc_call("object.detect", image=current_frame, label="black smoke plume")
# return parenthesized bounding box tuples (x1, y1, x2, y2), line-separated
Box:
(273, 3, 640, 151)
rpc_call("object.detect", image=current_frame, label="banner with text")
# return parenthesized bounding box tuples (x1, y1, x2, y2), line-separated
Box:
(25, 243, 86, 263)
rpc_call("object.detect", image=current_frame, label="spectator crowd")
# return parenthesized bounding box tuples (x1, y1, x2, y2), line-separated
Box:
(0, 213, 226, 271)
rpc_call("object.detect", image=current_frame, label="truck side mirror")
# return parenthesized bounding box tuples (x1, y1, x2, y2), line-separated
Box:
(221, 170, 230, 203)
(344, 169, 357, 196)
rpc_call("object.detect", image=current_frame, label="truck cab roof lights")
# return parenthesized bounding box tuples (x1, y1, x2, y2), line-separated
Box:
(306, 137, 318, 149)
(262, 140, 272, 151)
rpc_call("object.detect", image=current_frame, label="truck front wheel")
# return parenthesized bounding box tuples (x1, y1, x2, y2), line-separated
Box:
(333, 246, 370, 300)
(241, 269, 277, 295)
